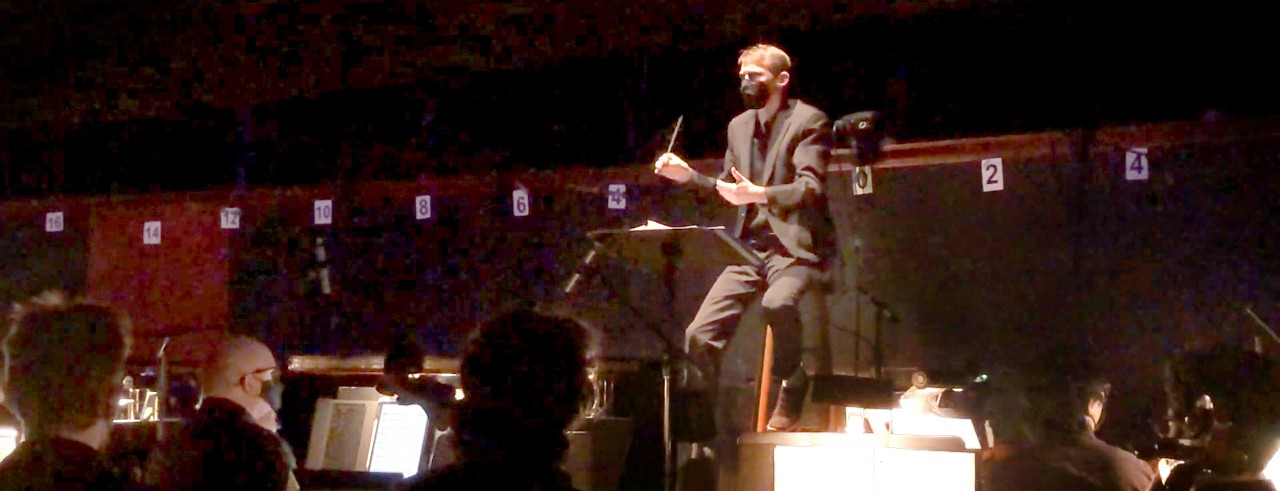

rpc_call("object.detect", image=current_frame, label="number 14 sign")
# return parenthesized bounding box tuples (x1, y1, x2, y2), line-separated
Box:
(143, 221, 162, 245)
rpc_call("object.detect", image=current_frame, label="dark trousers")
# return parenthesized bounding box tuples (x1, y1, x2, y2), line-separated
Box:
(684, 247, 819, 384)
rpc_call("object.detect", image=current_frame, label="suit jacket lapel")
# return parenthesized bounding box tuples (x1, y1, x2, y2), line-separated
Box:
(736, 112, 756, 180)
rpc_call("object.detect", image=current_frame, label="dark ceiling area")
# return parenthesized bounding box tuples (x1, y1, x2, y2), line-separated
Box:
(0, 1, 1275, 193)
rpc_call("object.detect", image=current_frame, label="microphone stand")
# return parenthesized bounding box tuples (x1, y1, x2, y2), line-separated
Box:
(853, 287, 895, 380)
(563, 241, 605, 295)
(1244, 306, 1280, 346)
(156, 337, 170, 441)
(867, 296, 896, 380)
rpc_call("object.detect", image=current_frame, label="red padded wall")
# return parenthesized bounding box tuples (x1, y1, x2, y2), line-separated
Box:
(87, 198, 231, 338)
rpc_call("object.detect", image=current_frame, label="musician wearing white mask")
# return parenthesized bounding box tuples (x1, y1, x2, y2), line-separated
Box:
(147, 335, 294, 490)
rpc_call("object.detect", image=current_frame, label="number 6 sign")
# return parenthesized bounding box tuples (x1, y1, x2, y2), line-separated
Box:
(513, 189, 530, 217)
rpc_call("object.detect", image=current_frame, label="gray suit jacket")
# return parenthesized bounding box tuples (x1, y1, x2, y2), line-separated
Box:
(688, 98, 832, 263)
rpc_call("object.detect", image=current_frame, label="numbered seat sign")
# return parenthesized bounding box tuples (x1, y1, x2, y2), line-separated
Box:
(143, 221, 162, 245)
(607, 184, 627, 210)
(45, 211, 64, 233)
(415, 195, 432, 220)
(513, 189, 530, 217)
(1126, 148, 1149, 181)
(981, 157, 1004, 192)
(314, 199, 333, 225)
(853, 166, 873, 195)
(220, 207, 241, 229)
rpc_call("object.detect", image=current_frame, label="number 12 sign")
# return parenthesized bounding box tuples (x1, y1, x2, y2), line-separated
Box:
(220, 208, 241, 230)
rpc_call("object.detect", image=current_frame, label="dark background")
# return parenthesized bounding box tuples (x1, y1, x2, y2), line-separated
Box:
(3, 1, 1279, 194)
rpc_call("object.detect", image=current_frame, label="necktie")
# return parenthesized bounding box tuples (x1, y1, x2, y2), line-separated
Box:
(751, 120, 767, 182)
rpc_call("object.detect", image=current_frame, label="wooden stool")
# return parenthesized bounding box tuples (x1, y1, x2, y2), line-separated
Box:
(754, 326, 774, 432)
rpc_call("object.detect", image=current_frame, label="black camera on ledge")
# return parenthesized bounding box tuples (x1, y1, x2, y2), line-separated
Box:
(833, 110, 886, 163)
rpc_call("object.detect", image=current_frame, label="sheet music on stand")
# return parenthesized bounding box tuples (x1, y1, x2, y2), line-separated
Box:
(587, 220, 762, 271)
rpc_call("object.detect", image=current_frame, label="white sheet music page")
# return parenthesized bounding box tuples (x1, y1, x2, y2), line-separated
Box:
(629, 220, 721, 231)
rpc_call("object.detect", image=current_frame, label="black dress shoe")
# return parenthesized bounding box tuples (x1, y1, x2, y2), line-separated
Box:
(767, 374, 809, 431)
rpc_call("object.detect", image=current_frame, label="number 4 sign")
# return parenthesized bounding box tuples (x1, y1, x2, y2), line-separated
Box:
(1125, 148, 1149, 181)
(606, 184, 627, 210)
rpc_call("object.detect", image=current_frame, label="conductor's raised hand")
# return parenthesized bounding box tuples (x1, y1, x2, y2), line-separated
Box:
(653, 152, 692, 183)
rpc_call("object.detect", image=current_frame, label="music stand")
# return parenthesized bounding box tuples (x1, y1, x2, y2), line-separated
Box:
(569, 224, 761, 491)
(585, 225, 762, 273)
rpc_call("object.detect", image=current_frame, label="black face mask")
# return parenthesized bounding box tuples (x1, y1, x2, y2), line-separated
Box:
(260, 376, 284, 411)
(740, 80, 770, 110)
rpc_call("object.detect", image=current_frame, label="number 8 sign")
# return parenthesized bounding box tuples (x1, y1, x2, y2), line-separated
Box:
(415, 195, 432, 220)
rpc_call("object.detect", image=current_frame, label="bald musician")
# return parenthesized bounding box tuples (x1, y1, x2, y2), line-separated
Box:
(148, 335, 294, 491)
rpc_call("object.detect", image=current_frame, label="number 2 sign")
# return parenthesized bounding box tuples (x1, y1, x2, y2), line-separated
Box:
(982, 158, 1004, 192)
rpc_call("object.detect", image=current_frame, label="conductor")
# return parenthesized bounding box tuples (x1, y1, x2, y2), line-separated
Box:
(653, 43, 832, 432)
